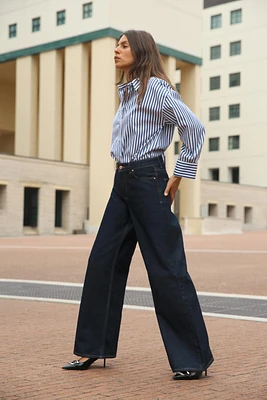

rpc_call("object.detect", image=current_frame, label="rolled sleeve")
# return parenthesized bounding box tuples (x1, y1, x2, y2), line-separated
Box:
(163, 90, 206, 179)
(174, 159, 198, 179)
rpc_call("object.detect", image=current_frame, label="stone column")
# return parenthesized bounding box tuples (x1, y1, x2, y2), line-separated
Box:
(63, 43, 90, 164)
(38, 50, 63, 160)
(162, 55, 177, 177)
(86, 37, 117, 233)
(179, 64, 202, 234)
(15, 56, 39, 157)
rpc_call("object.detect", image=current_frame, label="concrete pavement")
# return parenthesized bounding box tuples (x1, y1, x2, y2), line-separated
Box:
(1, 231, 267, 399)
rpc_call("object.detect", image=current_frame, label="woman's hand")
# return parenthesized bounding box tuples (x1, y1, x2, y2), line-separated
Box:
(164, 175, 182, 205)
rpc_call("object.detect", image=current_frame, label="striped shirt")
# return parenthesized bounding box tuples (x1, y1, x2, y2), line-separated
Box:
(110, 77, 205, 179)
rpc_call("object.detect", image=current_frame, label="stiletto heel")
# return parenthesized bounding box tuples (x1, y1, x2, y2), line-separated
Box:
(104, 358, 106, 368)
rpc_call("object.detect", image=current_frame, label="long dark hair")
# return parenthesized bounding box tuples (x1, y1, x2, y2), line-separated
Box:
(117, 30, 175, 104)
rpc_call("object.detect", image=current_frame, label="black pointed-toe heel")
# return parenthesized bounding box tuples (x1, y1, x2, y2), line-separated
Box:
(62, 357, 106, 370)
(172, 369, 207, 380)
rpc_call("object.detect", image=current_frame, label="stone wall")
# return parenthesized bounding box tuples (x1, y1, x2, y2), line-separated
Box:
(200, 180, 267, 232)
(0, 154, 89, 236)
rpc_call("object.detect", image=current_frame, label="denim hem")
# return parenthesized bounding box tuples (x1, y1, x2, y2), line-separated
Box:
(74, 352, 116, 359)
(172, 357, 214, 373)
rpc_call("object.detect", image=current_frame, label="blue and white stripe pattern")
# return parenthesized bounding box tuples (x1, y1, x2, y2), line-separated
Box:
(110, 77, 205, 179)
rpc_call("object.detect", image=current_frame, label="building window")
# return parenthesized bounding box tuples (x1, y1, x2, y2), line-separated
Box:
(83, 2, 93, 18)
(209, 137, 220, 151)
(210, 76, 220, 90)
(229, 167, 239, 184)
(210, 45, 221, 60)
(23, 187, 39, 227)
(211, 14, 222, 29)
(32, 17, 41, 32)
(55, 190, 63, 227)
(57, 10, 66, 25)
(55, 190, 70, 229)
(227, 205, 236, 218)
(231, 9, 242, 25)
(209, 107, 220, 121)
(244, 206, 252, 224)
(230, 41, 241, 56)
(208, 203, 218, 217)
(0, 185, 7, 211)
(174, 141, 179, 155)
(209, 168, 220, 181)
(228, 135, 240, 150)
(229, 72, 241, 87)
(229, 104, 240, 119)
(9, 23, 17, 38)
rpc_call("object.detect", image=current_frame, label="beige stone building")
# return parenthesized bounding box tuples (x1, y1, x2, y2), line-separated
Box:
(0, 0, 205, 236)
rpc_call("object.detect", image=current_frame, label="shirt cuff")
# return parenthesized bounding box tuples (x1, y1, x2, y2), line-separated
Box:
(173, 160, 198, 179)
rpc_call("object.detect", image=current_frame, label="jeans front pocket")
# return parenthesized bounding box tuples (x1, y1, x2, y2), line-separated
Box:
(154, 168, 170, 205)
(130, 166, 157, 180)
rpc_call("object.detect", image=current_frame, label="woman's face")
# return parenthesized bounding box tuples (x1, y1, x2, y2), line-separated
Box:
(114, 35, 135, 74)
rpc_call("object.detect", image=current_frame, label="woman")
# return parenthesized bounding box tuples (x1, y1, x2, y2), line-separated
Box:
(63, 30, 214, 380)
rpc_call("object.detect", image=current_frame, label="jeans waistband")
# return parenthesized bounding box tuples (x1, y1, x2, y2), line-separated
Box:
(116, 156, 165, 170)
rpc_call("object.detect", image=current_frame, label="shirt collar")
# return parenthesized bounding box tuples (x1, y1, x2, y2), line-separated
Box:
(118, 78, 140, 101)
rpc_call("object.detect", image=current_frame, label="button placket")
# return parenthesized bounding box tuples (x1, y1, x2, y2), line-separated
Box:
(120, 101, 126, 159)
(119, 104, 124, 159)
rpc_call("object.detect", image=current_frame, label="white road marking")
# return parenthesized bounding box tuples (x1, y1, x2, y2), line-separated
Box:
(187, 249, 267, 254)
(0, 279, 83, 287)
(1, 295, 267, 323)
(202, 312, 267, 323)
(0, 295, 79, 304)
(0, 245, 89, 250)
(0, 245, 266, 254)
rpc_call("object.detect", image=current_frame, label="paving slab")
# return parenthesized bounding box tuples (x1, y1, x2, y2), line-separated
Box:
(0, 231, 267, 295)
(1, 231, 267, 399)
(1, 299, 267, 400)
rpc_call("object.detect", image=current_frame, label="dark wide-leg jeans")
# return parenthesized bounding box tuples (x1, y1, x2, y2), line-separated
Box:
(74, 157, 214, 372)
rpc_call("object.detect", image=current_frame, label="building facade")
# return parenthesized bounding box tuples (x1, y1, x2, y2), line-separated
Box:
(199, 0, 267, 231)
(0, 0, 204, 236)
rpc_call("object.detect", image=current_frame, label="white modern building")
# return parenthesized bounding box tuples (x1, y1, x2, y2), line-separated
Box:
(199, 0, 267, 232)
(0, 0, 205, 236)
